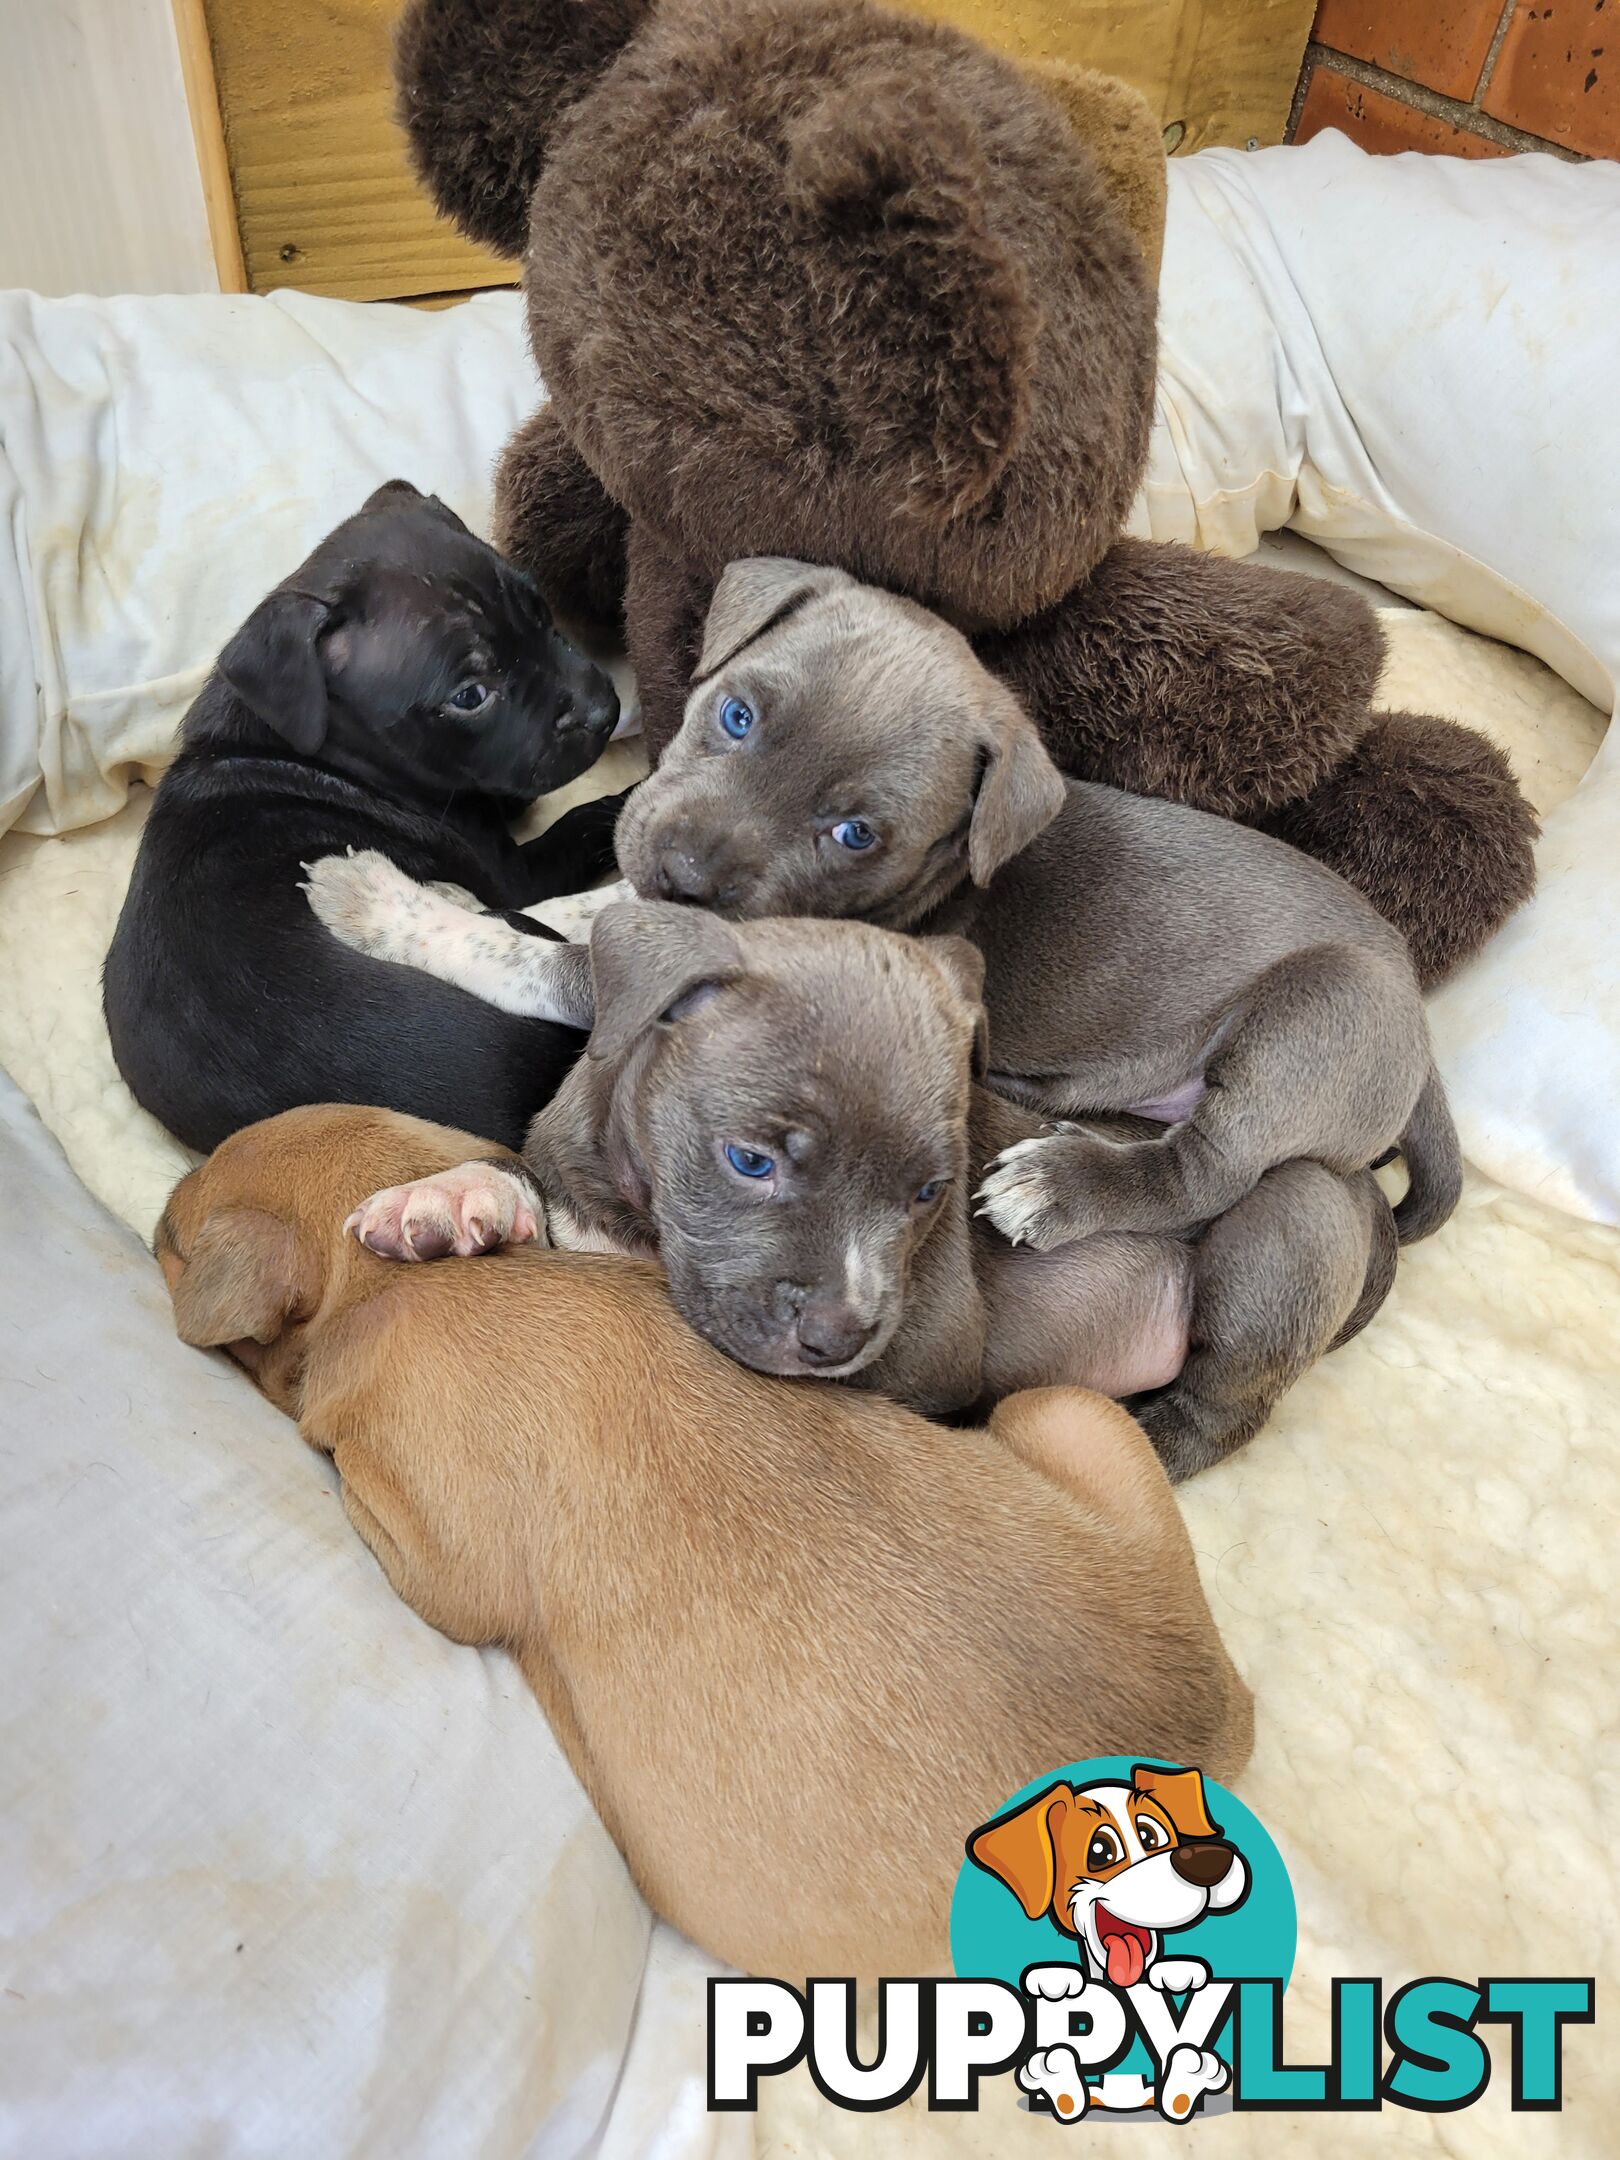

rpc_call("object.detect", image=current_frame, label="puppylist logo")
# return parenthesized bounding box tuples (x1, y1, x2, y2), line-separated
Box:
(709, 1758, 1593, 2122)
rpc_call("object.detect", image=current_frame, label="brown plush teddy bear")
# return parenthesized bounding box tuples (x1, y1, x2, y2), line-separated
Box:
(396, 0, 1536, 986)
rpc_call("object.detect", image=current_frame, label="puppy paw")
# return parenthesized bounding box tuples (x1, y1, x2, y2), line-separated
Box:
(1156, 2044, 1229, 2122)
(1022, 1964, 1090, 2001)
(1018, 2046, 1089, 2121)
(345, 1163, 543, 1262)
(975, 1129, 1102, 1250)
(301, 848, 455, 965)
(1148, 1957, 1210, 1995)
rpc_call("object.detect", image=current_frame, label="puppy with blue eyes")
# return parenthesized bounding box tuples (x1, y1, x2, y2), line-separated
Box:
(336, 897, 991, 1413)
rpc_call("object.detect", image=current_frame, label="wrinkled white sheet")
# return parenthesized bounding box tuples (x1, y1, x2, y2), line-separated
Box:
(1140, 135, 1620, 1224)
(0, 1065, 737, 2160)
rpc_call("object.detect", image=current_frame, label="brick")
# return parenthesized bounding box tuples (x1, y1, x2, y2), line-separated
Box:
(1483, 0, 1619, 156)
(1295, 63, 1511, 153)
(1311, 0, 1505, 100)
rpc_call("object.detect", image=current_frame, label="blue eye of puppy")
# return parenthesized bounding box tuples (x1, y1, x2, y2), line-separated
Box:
(447, 682, 489, 713)
(719, 696, 755, 740)
(914, 1179, 947, 1206)
(831, 818, 877, 851)
(725, 1143, 775, 1180)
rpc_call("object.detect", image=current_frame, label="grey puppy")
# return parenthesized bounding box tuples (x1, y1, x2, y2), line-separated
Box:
(610, 558, 1461, 1254)
(306, 872, 1399, 1474)
(329, 897, 991, 1416)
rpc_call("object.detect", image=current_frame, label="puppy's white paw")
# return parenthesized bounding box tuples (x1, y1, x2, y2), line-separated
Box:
(530, 876, 634, 942)
(1018, 2046, 1089, 2121)
(1022, 1964, 1089, 2002)
(301, 848, 453, 964)
(345, 1163, 542, 1262)
(1148, 1957, 1210, 1995)
(1157, 2043, 1229, 2122)
(975, 1130, 1090, 1251)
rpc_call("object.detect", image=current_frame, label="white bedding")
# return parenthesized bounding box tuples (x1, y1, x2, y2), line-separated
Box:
(0, 1066, 736, 2160)
(1142, 136, 1620, 1224)
(2, 134, 1618, 2160)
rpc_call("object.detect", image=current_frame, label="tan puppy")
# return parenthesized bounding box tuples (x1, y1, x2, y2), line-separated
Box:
(156, 1103, 1253, 1982)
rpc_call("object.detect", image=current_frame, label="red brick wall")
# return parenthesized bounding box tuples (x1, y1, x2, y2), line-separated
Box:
(1289, 0, 1614, 159)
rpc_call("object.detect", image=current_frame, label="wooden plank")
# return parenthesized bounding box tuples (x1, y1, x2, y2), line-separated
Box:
(202, 0, 1313, 303)
(171, 0, 249, 291)
(895, 0, 1318, 153)
(200, 0, 513, 299)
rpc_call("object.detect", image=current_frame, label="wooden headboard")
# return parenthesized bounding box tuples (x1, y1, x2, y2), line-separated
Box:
(183, 0, 1317, 300)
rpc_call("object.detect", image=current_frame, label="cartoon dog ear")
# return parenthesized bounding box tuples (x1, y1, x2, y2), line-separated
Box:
(1133, 1765, 1220, 1842)
(920, 934, 991, 1078)
(167, 1208, 311, 1350)
(218, 589, 334, 756)
(696, 557, 847, 679)
(967, 1783, 1074, 1921)
(586, 900, 745, 1064)
(968, 681, 1066, 888)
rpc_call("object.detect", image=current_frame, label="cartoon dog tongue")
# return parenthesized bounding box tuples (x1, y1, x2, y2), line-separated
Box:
(1104, 1927, 1148, 1987)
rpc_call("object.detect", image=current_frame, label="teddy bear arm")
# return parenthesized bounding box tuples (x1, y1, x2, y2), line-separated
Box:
(977, 537, 1382, 819)
(494, 403, 629, 636)
(625, 524, 716, 762)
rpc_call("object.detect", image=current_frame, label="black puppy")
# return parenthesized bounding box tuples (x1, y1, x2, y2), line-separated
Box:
(104, 481, 620, 1153)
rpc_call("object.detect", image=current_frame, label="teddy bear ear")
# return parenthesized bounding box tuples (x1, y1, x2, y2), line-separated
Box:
(395, 0, 655, 256)
(1017, 62, 1168, 286)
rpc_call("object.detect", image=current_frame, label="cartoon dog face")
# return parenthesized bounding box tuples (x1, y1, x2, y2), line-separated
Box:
(968, 1766, 1248, 1987)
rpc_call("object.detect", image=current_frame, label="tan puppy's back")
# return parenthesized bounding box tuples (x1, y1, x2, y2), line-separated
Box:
(162, 1106, 1252, 1981)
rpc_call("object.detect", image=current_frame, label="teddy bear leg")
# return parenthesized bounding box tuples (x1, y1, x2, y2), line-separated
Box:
(493, 403, 629, 634)
(626, 523, 716, 761)
(977, 538, 1383, 818)
(1256, 711, 1538, 988)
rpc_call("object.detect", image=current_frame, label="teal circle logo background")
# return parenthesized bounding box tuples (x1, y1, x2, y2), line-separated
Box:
(950, 1758, 1296, 2077)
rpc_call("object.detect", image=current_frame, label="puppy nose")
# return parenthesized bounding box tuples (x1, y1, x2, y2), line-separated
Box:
(1169, 1842, 1234, 1887)
(562, 671, 619, 737)
(795, 1302, 879, 1367)
(656, 848, 719, 905)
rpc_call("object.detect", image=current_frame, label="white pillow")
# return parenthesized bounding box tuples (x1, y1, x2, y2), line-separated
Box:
(0, 1067, 730, 2159)
(1138, 136, 1620, 1225)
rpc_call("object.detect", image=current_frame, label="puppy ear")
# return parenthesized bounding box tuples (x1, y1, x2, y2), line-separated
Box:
(969, 683, 1066, 887)
(362, 478, 474, 535)
(586, 900, 745, 1065)
(361, 477, 425, 512)
(967, 1782, 1073, 1920)
(218, 590, 333, 755)
(1133, 1764, 1220, 1842)
(920, 934, 991, 1078)
(168, 1208, 311, 1350)
(697, 557, 845, 679)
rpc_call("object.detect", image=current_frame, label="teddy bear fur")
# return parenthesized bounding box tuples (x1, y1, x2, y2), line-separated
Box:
(396, 0, 1537, 987)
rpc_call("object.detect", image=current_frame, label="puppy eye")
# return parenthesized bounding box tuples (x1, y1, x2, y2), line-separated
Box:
(719, 696, 755, 740)
(1135, 1817, 1167, 1851)
(446, 682, 490, 713)
(724, 1142, 775, 1180)
(914, 1178, 949, 1207)
(1086, 1829, 1122, 1871)
(830, 818, 878, 852)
